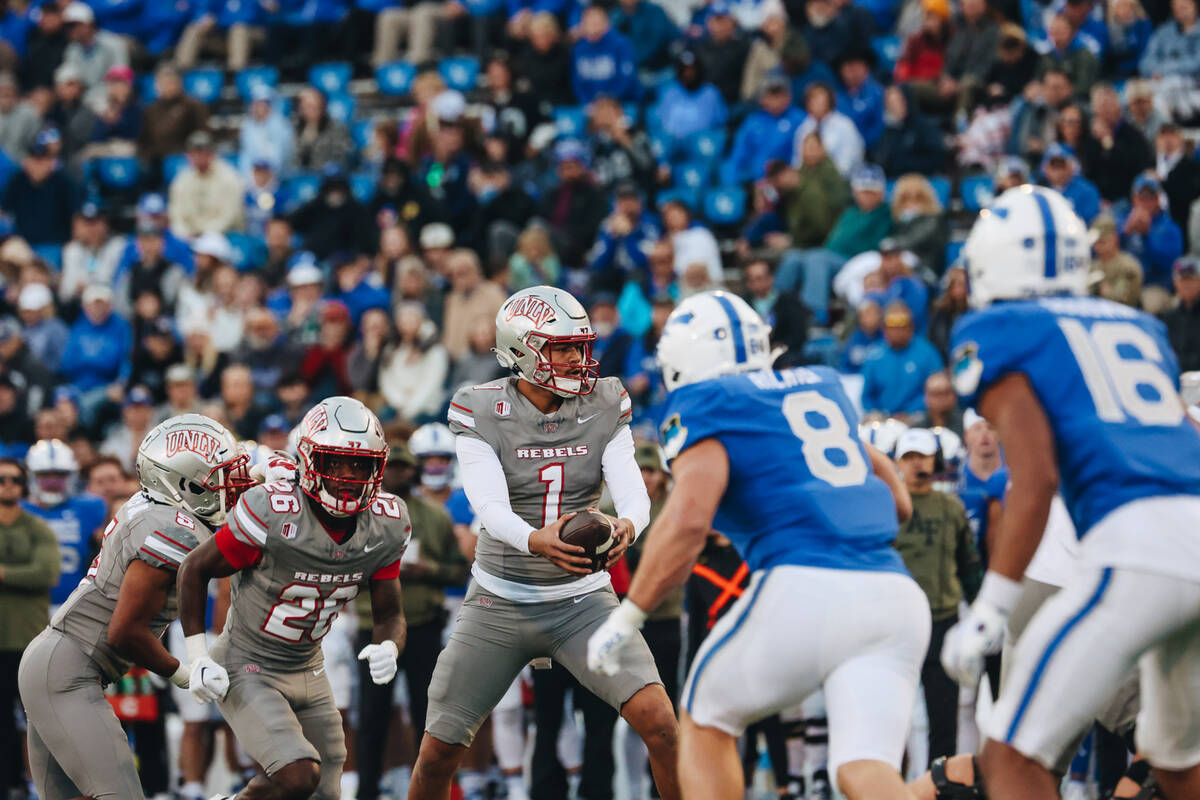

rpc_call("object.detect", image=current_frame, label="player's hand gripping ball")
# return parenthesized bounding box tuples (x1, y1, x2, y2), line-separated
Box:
(559, 510, 618, 572)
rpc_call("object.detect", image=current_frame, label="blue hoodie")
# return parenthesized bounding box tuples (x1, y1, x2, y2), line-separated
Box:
(571, 30, 639, 103)
(0, 9, 32, 59)
(587, 210, 661, 277)
(721, 105, 805, 185)
(837, 76, 885, 149)
(60, 312, 133, 392)
(654, 80, 727, 141)
(1046, 174, 1101, 224)
(139, 0, 194, 55)
(90, 0, 145, 38)
(1139, 20, 1200, 76)
(860, 334, 943, 415)
(1117, 207, 1184, 288)
(610, 0, 679, 69)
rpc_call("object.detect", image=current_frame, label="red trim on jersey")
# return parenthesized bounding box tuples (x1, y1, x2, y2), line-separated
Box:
(449, 401, 473, 414)
(372, 558, 401, 580)
(619, 390, 628, 398)
(138, 546, 171, 564)
(215, 524, 262, 569)
(152, 531, 193, 552)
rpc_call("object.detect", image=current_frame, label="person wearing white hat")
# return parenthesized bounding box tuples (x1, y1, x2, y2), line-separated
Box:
(61, 1, 129, 107)
(17, 283, 68, 373)
(281, 260, 327, 345)
(60, 202, 126, 305)
(892, 427, 980, 770)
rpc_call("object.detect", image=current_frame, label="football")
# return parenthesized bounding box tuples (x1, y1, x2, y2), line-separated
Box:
(559, 510, 617, 571)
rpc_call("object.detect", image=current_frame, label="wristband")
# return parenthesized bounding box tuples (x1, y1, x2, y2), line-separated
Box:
(169, 661, 190, 688)
(184, 633, 209, 663)
(977, 571, 1023, 617)
(615, 598, 648, 630)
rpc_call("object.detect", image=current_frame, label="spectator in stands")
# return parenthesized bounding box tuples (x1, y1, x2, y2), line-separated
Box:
(694, 2, 750, 106)
(993, 155, 1029, 192)
(610, 0, 680, 72)
(294, 87, 354, 171)
(129, 314, 181, 402)
(1107, 0, 1154, 76)
(215, 362, 263, 439)
(369, 158, 442, 244)
(571, 5, 638, 103)
(233, 306, 303, 406)
(17, 283, 67, 374)
(913, 370, 962, 433)
(379, 301, 449, 423)
(1, 130, 79, 246)
(175, 0, 264, 71)
(370, 0, 447, 67)
(1119, 173, 1184, 311)
(655, 48, 727, 148)
(508, 225, 562, 291)
(1006, 68, 1072, 164)
(345, 307, 389, 397)
(586, 95, 657, 191)
(87, 64, 141, 151)
(1082, 82, 1153, 202)
(839, 297, 883, 373)
(876, 236, 931, 329)
(927, 266, 968, 359)
(330, 252, 390, 325)
(137, 64, 209, 164)
(61, 1, 128, 107)
(447, 311, 504, 388)
(793, 82, 863, 176)
(1039, 13, 1099, 98)
(1161, 257, 1200, 372)
(0, 72, 37, 158)
(291, 168, 375, 259)
(587, 294, 634, 379)
(1090, 215, 1143, 307)
(722, 74, 803, 185)
(938, 0, 998, 111)
(799, 0, 855, 67)
(19, 4, 67, 92)
(1139, 0, 1200, 76)
(116, 220, 187, 316)
(876, 84, 945, 178)
(537, 139, 607, 268)
(60, 203, 126, 304)
(99, 386, 155, 472)
(442, 248, 505, 360)
(663, 199, 722, 287)
(1157, 122, 1200, 250)
(743, 259, 810, 364)
(956, 84, 1012, 172)
(1039, 143, 1100, 224)
(175, 231, 230, 331)
(167, 130, 244, 236)
(836, 49, 885, 149)
(587, 182, 659, 293)
(894, 0, 950, 88)
(44, 62, 93, 161)
(825, 163, 894, 261)
(60, 284, 131, 424)
(238, 85, 294, 179)
(981, 22, 1036, 102)
(1051, 102, 1092, 158)
(861, 300, 942, 416)
(516, 13, 574, 107)
(889, 173, 948, 276)
(417, 92, 478, 233)
(1125, 79, 1164, 144)
(739, 10, 791, 100)
(467, 161, 536, 270)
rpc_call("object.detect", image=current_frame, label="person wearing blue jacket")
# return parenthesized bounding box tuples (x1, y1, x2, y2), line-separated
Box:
(571, 5, 639, 103)
(835, 49, 884, 149)
(89, 0, 144, 38)
(59, 285, 132, 427)
(586, 181, 662, 292)
(653, 48, 727, 145)
(1039, 143, 1100, 224)
(1117, 172, 1184, 290)
(0, 5, 32, 60)
(860, 300, 944, 417)
(610, 0, 678, 70)
(1139, 0, 1200, 76)
(720, 74, 804, 185)
(238, 84, 295, 177)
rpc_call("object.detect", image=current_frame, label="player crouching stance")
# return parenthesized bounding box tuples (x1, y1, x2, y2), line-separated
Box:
(18, 414, 252, 800)
(587, 291, 930, 800)
(179, 397, 411, 800)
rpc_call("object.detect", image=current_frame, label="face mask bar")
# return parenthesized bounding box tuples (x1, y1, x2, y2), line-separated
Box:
(527, 333, 599, 396)
(300, 444, 386, 516)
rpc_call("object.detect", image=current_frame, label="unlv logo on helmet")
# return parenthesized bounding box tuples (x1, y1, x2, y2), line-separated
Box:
(505, 296, 557, 329)
(303, 405, 329, 436)
(164, 429, 222, 462)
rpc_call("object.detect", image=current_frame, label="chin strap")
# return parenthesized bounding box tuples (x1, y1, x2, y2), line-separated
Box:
(932, 756, 987, 800)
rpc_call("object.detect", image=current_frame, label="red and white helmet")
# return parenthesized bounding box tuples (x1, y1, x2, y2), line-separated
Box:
(296, 396, 387, 517)
(493, 286, 599, 397)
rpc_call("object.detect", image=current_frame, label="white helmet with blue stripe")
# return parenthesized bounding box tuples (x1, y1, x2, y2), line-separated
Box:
(26, 438, 78, 507)
(656, 291, 772, 393)
(963, 185, 1090, 309)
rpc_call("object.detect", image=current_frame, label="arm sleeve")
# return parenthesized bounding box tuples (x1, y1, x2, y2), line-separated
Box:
(2, 519, 60, 589)
(214, 524, 262, 570)
(456, 434, 536, 554)
(601, 426, 651, 538)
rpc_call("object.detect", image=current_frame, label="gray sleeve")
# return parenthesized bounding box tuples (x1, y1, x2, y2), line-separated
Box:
(131, 507, 202, 571)
(447, 387, 486, 443)
(228, 484, 274, 549)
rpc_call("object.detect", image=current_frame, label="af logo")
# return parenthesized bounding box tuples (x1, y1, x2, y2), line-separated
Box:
(164, 429, 221, 462)
(951, 341, 984, 398)
(660, 413, 688, 461)
(505, 295, 557, 329)
(495, 401, 511, 417)
(282, 523, 298, 540)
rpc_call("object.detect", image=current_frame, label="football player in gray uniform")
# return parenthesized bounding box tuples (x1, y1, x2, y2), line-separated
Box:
(17, 414, 252, 800)
(409, 286, 681, 800)
(179, 396, 411, 800)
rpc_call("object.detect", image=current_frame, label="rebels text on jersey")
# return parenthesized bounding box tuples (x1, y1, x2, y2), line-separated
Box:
(51, 493, 212, 682)
(214, 480, 412, 671)
(951, 296, 1200, 536)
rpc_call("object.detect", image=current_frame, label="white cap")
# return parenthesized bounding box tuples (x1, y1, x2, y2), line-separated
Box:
(18, 283, 53, 312)
(419, 222, 454, 249)
(192, 232, 231, 262)
(287, 263, 324, 287)
(962, 408, 985, 432)
(896, 427, 938, 457)
(430, 90, 466, 122)
(81, 284, 114, 305)
(62, 2, 95, 24)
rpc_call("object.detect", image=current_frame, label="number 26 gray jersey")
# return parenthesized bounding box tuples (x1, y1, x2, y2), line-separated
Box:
(448, 376, 632, 587)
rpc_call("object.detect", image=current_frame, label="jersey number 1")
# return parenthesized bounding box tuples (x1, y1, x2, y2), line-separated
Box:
(781, 391, 868, 487)
(538, 463, 564, 527)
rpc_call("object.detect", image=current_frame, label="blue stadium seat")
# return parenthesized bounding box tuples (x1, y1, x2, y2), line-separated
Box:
(929, 175, 951, 209)
(376, 61, 416, 96)
(282, 174, 321, 211)
(94, 157, 140, 190)
(688, 128, 726, 162)
(183, 68, 223, 104)
(553, 107, 587, 139)
(0, 149, 16, 195)
(649, 135, 671, 163)
(961, 175, 995, 213)
(871, 35, 902, 74)
(32, 244, 61, 271)
(309, 62, 352, 95)
(325, 93, 357, 124)
(235, 66, 279, 101)
(438, 56, 479, 92)
(656, 187, 699, 210)
(703, 187, 746, 226)
(352, 119, 375, 150)
(673, 161, 711, 191)
(226, 232, 267, 271)
(163, 153, 188, 185)
(945, 239, 965, 267)
(350, 173, 377, 203)
(621, 103, 640, 126)
(137, 73, 157, 102)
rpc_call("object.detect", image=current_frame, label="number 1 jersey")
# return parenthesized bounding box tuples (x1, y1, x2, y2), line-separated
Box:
(659, 366, 906, 575)
(951, 296, 1200, 537)
(214, 481, 412, 671)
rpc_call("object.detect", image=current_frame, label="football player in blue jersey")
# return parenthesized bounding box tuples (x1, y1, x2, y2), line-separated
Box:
(939, 185, 1200, 800)
(955, 409, 1007, 571)
(23, 438, 109, 614)
(587, 291, 930, 800)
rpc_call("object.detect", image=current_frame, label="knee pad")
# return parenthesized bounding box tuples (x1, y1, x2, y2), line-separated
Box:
(931, 756, 987, 800)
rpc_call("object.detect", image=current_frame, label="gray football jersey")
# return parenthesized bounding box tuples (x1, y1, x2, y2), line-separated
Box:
(448, 376, 632, 586)
(51, 493, 212, 682)
(218, 480, 412, 671)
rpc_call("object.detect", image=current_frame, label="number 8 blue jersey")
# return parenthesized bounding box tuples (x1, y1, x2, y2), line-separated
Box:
(660, 366, 907, 575)
(951, 296, 1200, 537)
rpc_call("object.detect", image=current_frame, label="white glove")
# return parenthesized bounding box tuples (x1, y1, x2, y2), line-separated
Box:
(357, 640, 399, 685)
(587, 598, 648, 677)
(168, 660, 189, 689)
(250, 451, 298, 485)
(940, 572, 1022, 687)
(185, 633, 228, 703)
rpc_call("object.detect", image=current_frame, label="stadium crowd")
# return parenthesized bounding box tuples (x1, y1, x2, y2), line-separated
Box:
(1, 0, 1200, 796)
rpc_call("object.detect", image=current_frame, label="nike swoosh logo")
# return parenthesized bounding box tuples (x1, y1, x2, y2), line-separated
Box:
(199, 666, 208, 683)
(313, 667, 325, 676)
(364, 542, 381, 553)
(577, 413, 599, 424)
(573, 596, 586, 604)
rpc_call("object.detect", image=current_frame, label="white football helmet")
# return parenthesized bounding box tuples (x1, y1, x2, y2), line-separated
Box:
(296, 396, 387, 517)
(409, 422, 456, 490)
(656, 291, 772, 392)
(137, 414, 252, 526)
(26, 438, 78, 507)
(858, 418, 909, 458)
(963, 185, 1090, 309)
(930, 426, 965, 491)
(494, 286, 598, 397)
